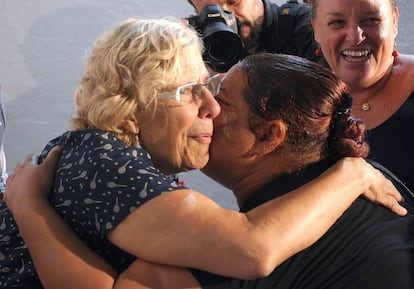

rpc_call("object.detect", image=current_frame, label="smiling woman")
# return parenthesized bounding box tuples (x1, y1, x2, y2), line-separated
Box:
(311, 0, 414, 192)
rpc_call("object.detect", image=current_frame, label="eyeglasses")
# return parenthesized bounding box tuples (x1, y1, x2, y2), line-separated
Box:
(157, 74, 221, 105)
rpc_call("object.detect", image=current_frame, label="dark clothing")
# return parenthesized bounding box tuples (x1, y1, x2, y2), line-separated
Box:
(16, 279, 44, 289)
(367, 90, 414, 192)
(0, 129, 185, 288)
(257, 0, 325, 66)
(191, 160, 414, 289)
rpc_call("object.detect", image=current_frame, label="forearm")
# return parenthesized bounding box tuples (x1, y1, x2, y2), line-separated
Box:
(108, 166, 359, 278)
(113, 260, 200, 289)
(244, 160, 368, 273)
(12, 198, 117, 289)
(109, 158, 404, 278)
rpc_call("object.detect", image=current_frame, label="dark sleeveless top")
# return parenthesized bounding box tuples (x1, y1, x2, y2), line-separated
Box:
(366, 90, 414, 192)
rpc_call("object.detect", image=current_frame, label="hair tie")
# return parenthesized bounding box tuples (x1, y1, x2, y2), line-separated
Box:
(335, 93, 352, 116)
(329, 93, 353, 142)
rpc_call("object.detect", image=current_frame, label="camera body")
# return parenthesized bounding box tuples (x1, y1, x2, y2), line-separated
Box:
(186, 5, 245, 72)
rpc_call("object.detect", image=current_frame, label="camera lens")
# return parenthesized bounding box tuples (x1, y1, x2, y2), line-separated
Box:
(207, 31, 240, 58)
(186, 4, 245, 72)
(203, 24, 244, 72)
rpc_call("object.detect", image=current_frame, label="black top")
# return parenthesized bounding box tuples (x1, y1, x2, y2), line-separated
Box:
(191, 159, 414, 289)
(367, 90, 414, 192)
(257, 0, 326, 66)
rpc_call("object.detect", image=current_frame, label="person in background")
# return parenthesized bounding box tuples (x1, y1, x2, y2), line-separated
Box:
(0, 85, 7, 194)
(186, 0, 324, 68)
(5, 54, 412, 289)
(2, 18, 404, 289)
(311, 0, 414, 191)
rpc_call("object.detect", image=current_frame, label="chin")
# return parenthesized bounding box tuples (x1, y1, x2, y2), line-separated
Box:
(185, 156, 210, 171)
(343, 73, 371, 89)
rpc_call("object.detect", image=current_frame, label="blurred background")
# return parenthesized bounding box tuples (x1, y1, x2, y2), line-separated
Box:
(0, 0, 413, 209)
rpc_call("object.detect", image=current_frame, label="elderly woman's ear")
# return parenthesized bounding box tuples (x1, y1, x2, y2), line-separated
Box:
(120, 116, 139, 134)
(251, 119, 286, 156)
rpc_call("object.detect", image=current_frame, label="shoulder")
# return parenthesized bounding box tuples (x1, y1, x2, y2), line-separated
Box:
(394, 54, 414, 77)
(393, 54, 414, 92)
(279, 0, 311, 16)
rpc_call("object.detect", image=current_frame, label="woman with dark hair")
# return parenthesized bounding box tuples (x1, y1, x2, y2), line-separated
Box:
(5, 53, 414, 289)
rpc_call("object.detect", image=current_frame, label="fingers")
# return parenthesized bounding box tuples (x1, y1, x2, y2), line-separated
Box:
(383, 178, 407, 213)
(373, 177, 407, 216)
(7, 146, 63, 189)
(5, 154, 35, 199)
(4, 147, 63, 208)
(381, 177, 404, 201)
(42, 146, 63, 169)
(5, 172, 13, 188)
(381, 194, 407, 216)
(11, 154, 36, 175)
(388, 187, 404, 203)
(365, 169, 408, 216)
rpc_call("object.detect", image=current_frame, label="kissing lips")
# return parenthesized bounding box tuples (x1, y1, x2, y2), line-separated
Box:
(191, 133, 212, 143)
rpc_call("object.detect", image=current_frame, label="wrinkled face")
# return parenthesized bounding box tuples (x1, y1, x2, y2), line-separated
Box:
(312, 0, 398, 90)
(138, 48, 221, 175)
(190, 0, 264, 51)
(202, 63, 256, 186)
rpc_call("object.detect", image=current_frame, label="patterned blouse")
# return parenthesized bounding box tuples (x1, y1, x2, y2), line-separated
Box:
(0, 129, 184, 287)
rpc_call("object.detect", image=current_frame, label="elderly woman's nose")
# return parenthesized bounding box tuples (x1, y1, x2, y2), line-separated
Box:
(199, 89, 221, 118)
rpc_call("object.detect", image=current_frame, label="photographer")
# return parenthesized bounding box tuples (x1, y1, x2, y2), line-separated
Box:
(186, 0, 325, 72)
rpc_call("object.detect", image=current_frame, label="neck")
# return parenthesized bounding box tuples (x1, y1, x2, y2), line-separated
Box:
(231, 156, 289, 207)
(349, 62, 394, 111)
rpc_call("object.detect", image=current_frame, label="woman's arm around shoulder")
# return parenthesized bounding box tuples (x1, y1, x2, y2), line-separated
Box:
(108, 157, 406, 278)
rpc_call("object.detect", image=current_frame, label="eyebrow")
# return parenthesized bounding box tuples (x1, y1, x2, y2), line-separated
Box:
(325, 7, 381, 17)
(324, 12, 346, 18)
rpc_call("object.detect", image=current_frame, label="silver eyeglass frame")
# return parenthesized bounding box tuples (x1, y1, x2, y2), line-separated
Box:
(157, 74, 221, 104)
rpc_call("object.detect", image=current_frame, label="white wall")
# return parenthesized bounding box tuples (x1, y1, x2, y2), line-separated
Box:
(0, 0, 412, 209)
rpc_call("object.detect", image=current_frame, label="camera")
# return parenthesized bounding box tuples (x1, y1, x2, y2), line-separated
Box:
(186, 5, 245, 72)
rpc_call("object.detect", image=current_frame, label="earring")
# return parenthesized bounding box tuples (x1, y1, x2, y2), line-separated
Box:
(315, 46, 323, 56)
(392, 49, 399, 57)
(392, 42, 399, 58)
